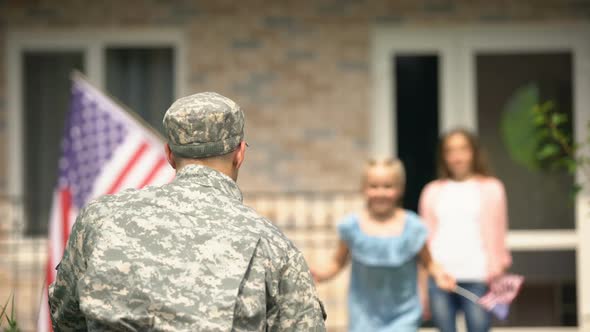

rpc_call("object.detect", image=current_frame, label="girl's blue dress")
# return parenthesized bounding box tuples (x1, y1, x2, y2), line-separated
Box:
(338, 211, 428, 332)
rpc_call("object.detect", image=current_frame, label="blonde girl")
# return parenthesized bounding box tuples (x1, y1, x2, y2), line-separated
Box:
(312, 158, 455, 332)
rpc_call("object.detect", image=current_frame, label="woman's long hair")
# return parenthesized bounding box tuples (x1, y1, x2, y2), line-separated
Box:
(437, 128, 491, 179)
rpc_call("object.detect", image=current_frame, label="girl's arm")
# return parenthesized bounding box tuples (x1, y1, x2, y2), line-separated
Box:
(311, 240, 350, 283)
(419, 245, 456, 291)
(418, 265, 431, 319)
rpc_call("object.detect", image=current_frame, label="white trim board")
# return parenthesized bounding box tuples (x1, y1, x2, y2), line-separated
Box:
(5, 28, 187, 201)
(507, 230, 578, 251)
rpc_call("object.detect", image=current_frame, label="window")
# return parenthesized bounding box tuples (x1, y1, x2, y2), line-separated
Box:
(9, 30, 183, 235)
(23, 52, 84, 235)
(106, 47, 174, 135)
(476, 52, 574, 230)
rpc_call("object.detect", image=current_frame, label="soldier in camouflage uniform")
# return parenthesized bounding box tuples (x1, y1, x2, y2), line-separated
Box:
(49, 92, 327, 331)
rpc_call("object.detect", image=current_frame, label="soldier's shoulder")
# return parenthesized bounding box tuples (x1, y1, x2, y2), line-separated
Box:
(235, 204, 301, 261)
(81, 185, 163, 221)
(88, 183, 167, 208)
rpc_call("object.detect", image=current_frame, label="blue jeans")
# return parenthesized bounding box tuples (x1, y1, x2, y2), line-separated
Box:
(428, 279, 491, 332)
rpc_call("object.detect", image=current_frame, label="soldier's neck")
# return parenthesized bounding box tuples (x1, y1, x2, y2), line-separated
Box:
(177, 161, 237, 182)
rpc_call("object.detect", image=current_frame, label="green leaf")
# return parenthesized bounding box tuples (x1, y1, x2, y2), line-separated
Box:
(6, 292, 16, 330)
(571, 184, 582, 198)
(542, 100, 555, 112)
(552, 130, 568, 143)
(534, 114, 546, 125)
(539, 100, 554, 113)
(567, 160, 577, 174)
(500, 83, 540, 171)
(10, 294, 13, 324)
(572, 142, 580, 151)
(535, 128, 550, 140)
(551, 113, 568, 126)
(558, 158, 578, 174)
(537, 143, 560, 160)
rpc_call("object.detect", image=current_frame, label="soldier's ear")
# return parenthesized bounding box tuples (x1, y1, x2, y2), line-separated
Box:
(234, 141, 246, 169)
(165, 144, 177, 169)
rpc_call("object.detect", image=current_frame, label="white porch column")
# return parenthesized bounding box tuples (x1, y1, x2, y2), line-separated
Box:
(574, 41, 590, 332)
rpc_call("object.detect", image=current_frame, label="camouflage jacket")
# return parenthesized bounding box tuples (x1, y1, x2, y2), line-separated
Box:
(49, 164, 326, 331)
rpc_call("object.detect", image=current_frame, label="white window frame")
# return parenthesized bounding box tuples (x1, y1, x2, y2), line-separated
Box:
(5, 28, 187, 236)
(372, 24, 590, 331)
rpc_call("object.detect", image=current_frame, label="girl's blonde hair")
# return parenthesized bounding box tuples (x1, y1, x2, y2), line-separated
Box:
(362, 157, 406, 191)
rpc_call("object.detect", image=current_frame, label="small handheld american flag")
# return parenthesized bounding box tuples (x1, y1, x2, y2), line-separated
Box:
(454, 274, 524, 320)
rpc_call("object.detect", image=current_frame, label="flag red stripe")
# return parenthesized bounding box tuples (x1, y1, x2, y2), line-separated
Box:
(106, 142, 149, 194)
(40, 245, 55, 332)
(45, 258, 54, 332)
(46, 256, 54, 285)
(139, 157, 167, 188)
(60, 189, 72, 249)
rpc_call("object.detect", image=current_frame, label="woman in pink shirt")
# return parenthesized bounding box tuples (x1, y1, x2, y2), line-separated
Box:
(419, 129, 512, 332)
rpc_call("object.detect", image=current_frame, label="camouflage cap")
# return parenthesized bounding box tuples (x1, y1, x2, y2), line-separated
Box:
(163, 92, 245, 159)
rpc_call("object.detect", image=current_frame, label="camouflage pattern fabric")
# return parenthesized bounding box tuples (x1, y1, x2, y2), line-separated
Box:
(163, 92, 245, 159)
(49, 164, 326, 331)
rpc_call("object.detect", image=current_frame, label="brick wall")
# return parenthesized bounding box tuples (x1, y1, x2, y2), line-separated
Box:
(1, 1, 590, 331)
(1, 0, 589, 194)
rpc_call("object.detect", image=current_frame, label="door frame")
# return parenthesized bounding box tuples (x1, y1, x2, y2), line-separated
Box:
(372, 24, 590, 330)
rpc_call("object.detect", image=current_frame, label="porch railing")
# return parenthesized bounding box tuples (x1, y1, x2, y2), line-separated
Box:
(0, 192, 362, 331)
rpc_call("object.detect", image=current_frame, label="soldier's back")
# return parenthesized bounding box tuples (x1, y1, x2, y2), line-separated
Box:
(75, 165, 322, 331)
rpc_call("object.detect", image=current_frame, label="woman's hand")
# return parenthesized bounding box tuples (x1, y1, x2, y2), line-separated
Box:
(419, 245, 456, 292)
(486, 264, 505, 284)
(433, 269, 456, 292)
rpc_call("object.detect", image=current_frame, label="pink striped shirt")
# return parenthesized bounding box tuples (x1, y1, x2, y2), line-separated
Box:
(419, 176, 512, 280)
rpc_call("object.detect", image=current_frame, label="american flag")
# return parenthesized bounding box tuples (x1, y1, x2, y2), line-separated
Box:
(478, 274, 525, 320)
(38, 75, 175, 331)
